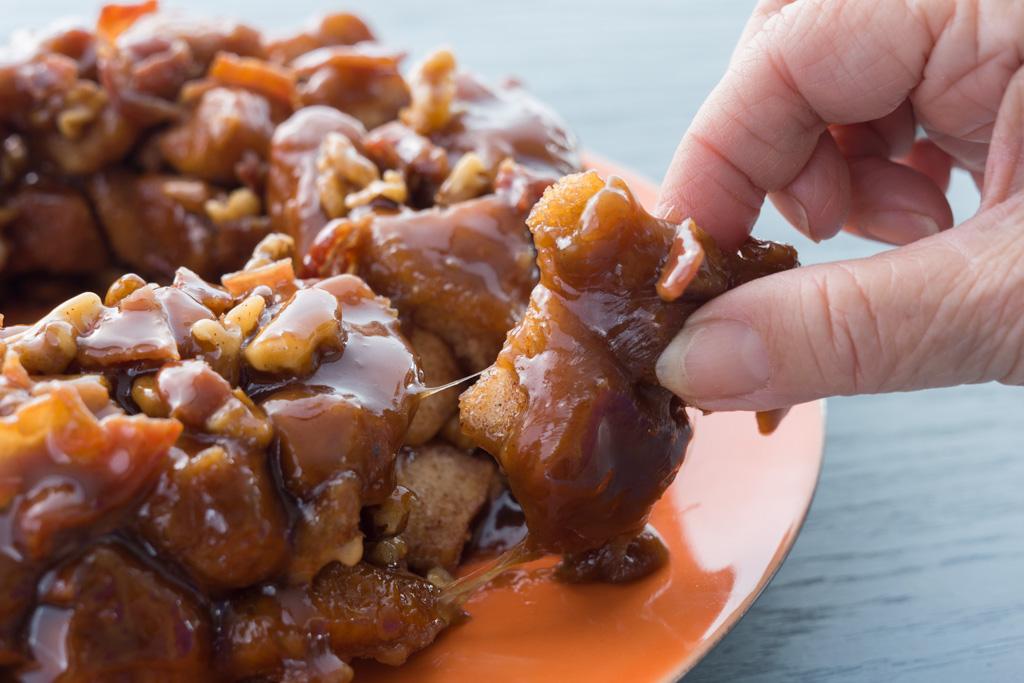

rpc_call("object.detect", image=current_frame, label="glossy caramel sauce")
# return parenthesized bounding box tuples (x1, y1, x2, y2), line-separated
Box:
(256, 275, 421, 503)
(460, 172, 798, 556)
(434, 74, 581, 177)
(266, 106, 369, 257)
(0, 259, 431, 677)
(0, 3, 798, 680)
(355, 195, 538, 371)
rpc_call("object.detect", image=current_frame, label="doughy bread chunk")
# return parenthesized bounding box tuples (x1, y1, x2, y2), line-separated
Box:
(397, 443, 496, 572)
(461, 172, 798, 554)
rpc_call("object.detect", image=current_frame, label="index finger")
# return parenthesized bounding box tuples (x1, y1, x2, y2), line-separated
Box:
(656, 0, 935, 248)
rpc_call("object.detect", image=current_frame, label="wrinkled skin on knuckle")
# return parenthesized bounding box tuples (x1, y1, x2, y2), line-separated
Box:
(797, 262, 889, 395)
(896, 240, 977, 387)
(966, 201, 1024, 385)
(872, 224, 1024, 394)
(998, 227, 1024, 385)
(911, 0, 1024, 164)
(915, 198, 1024, 387)
(761, 0, 928, 123)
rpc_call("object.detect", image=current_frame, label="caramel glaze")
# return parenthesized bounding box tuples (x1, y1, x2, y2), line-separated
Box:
(287, 71, 581, 371)
(292, 45, 412, 131)
(20, 542, 213, 683)
(434, 74, 581, 178)
(255, 274, 422, 504)
(303, 162, 559, 373)
(219, 561, 460, 677)
(266, 106, 368, 257)
(0, 3, 804, 679)
(0, 251, 442, 677)
(460, 172, 799, 560)
(307, 193, 538, 372)
(0, 359, 182, 665)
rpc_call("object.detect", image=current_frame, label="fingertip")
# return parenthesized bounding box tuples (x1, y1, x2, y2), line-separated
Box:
(657, 134, 763, 249)
(768, 190, 812, 239)
(846, 156, 953, 245)
(899, 139, 953, 193)
(769, 131, 851, 242)
(656, 317, 772, 405)
(831, 102, 917, 159)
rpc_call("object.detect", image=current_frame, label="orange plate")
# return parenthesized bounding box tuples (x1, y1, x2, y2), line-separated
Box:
(358, 158, 825, 683)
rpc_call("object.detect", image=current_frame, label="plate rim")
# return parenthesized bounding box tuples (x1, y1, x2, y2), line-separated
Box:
(666, 401, 826, 681)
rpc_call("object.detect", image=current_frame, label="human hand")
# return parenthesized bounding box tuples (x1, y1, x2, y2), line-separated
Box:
(655, 0, 1024, 410)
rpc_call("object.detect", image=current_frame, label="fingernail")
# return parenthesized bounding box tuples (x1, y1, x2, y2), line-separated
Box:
(656, 319, 772, 400)
(856, 211, 939, 245)
(769, 191, 812, 240)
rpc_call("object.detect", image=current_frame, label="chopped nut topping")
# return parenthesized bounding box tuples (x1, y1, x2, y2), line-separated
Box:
(131, 375, 169, 418)
(160, 179, 214, 214)
(50, 292, 105, 335)
(5, 293, 104, 375)
(400, 48, 457, 135)
(367, 536, 408, 567)
(190, 312, 246, 384)
(426, 566, 454, 588)
(223, 295, 266, 337)
(56, 82, 109, 140)
(105, 273, 148, 307)
(245, 233, 296, 270)
(435, 152, 491, 205)
(319, 132, 380, 188)
(316, 132, 382, 218)
(344, 169, 408, 209)
(204, 188, 262, 225)
(206, 388, 274, 448)
(8, 320, 78, 375)
(243, 287, 342, 375)
(190, 317, 244, 380)
(222, 258, 296, 297)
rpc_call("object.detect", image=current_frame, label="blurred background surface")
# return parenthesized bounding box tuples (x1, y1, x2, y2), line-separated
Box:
(5, 2, 1023, 680)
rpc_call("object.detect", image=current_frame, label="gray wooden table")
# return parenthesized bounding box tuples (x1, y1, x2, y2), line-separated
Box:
(9, 2, 1024, 680)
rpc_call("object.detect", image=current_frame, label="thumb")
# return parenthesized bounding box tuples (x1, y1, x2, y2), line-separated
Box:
(656, 197, 1024, 410)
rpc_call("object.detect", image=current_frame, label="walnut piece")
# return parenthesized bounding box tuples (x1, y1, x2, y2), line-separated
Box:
(344, 169, 408, 209)
(434, 152, 490, 205)
(205, 187, 262, 225)
(243, 287, 343, 375)
(316, 131, 381, 218)
(400, 48, 457, 135)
